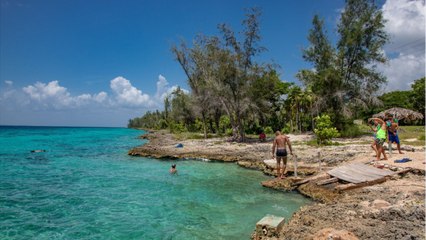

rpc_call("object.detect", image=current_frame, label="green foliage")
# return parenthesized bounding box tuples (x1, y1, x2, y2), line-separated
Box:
(225, 128, 233, 136)
(158, 119, 168, 129)
(127, 110, 165, 129)
(281, 124, 290, 134)
(339, 124, 366, 138)
(314, 115, 340, 145)
(194, 119, 204, 132)
(298, 0, 388, 129)
(169, 122, 187, 134)
(379, 91, 413, 109)
(219, 115, 231, 133)
(264, 126, 273, 134)
(411, 77, 425, 116)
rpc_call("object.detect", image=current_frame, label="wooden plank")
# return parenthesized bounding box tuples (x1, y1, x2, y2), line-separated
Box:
(328, 163, 394, 184)
(335, 176, 388, 191)
(316, 177, 338, 186)
(292, 173, 329, 186)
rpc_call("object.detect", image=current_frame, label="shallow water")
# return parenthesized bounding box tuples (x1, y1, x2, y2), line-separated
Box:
(0, 126, 311, 239)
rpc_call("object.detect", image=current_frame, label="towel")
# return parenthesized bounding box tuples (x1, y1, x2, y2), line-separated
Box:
(394, 158, 412, 163)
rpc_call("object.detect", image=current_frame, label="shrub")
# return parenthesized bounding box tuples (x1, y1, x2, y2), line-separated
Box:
(157, 119, 168, 129)
(340, 124, 366, 138)
(169, 122, 187, 133)
(281, 123, 290, 134)
(314, 115, 340, 145)
(225, 128, 233, 136)
(264, 126, 274, 134)
(219, 115, 231, 133)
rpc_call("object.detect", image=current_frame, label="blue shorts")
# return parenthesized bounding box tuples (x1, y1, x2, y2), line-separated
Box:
(388, 133, 400, 144)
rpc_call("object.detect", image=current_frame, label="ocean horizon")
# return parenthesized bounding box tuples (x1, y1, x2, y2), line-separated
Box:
(0, 126, 311, 239)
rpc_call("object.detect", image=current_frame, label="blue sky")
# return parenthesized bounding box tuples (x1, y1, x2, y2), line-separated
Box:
(1, 0, 424, 127)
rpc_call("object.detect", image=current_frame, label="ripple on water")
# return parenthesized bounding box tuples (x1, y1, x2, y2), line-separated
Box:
(0, 127, 311, 239)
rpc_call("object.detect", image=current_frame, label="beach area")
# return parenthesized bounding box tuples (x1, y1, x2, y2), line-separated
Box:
(129, 130, 426, 240)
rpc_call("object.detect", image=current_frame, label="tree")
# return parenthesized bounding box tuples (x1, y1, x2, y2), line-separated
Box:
(172, 8, 267, 141)
(336, 0, 388, 115)
(169, 87, 193, 128)
(411, 77, 425, 117)
(172, 35, 217, 138)
(213, 7, 266, 141)
(298, 0, 388, 129)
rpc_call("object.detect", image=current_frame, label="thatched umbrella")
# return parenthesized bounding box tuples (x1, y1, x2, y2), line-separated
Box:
(372, 107, 424, 120)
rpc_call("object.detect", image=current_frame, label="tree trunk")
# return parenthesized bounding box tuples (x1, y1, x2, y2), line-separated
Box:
(202, 112, 207, 139)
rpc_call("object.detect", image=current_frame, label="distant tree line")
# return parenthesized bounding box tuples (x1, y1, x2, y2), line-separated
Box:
(128, 0, 425, 138)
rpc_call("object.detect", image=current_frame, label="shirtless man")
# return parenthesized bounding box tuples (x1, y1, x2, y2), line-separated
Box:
(272, 131, 293, 179)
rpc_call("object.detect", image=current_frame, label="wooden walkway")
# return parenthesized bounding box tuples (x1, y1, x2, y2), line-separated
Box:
(328, 163, 395, 184)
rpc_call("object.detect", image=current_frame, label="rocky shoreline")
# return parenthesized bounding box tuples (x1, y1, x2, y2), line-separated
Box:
(129, 130, 425, 240)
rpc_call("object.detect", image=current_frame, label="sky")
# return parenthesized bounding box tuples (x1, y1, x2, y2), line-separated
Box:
(0, 0, 425, 127)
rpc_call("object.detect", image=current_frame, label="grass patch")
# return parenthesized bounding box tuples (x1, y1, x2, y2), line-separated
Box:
(339, 124, 369, 138)
(398, 126, 425, 140)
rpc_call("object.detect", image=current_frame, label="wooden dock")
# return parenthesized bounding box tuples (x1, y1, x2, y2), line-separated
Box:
(327, 163, 395, 184)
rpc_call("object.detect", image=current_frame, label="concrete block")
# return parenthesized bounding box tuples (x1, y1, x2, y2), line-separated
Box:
(255, 214, 285, 239)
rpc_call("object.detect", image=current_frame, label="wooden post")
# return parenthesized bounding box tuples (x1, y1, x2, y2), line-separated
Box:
(293, 154, 298, 177)
(318, 152, 322, 171)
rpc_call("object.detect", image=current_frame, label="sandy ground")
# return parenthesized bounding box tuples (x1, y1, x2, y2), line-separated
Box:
(129, 131, 425, 239)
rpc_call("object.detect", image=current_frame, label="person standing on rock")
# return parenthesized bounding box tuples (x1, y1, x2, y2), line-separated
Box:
(272, 131, 293, 179)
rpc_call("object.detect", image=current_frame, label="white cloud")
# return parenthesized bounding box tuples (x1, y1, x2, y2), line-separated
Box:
(379, 0, 425, 91)
(155, 74, 169, 100)
(2, 75, 186, 114)
(378, 53, 425, 91)
(93, 91, 108, 103)
(110, 76, 153, 107)
(23, 81, 69, 102)
(155, 74, 189, 101)
(382, 0, 425, 53)
(21, 80, 107, 109)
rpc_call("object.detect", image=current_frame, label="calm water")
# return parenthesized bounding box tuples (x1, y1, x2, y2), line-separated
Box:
(0, 126, 311, 239)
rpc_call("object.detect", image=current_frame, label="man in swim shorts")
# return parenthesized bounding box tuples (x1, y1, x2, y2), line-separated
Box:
(387, 116, 403, 154)
(272, 131, 293, 179)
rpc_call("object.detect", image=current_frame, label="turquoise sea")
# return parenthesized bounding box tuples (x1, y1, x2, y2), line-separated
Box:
(0, 126, 311, 239)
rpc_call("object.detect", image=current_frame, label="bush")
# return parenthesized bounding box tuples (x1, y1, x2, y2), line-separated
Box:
(264, 126, 274, 134)
(157, 119, 168, 129)
(281, 123, 290, 134)
(225, 128, 233, 136)
(169, 122, 187, 133)
(219, 115, 231, 133)
(340, 124, 366, 138)
(314, 115, 340, 145)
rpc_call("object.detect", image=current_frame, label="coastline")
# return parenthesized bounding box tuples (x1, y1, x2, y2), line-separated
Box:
(129, 130, 425, 239)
